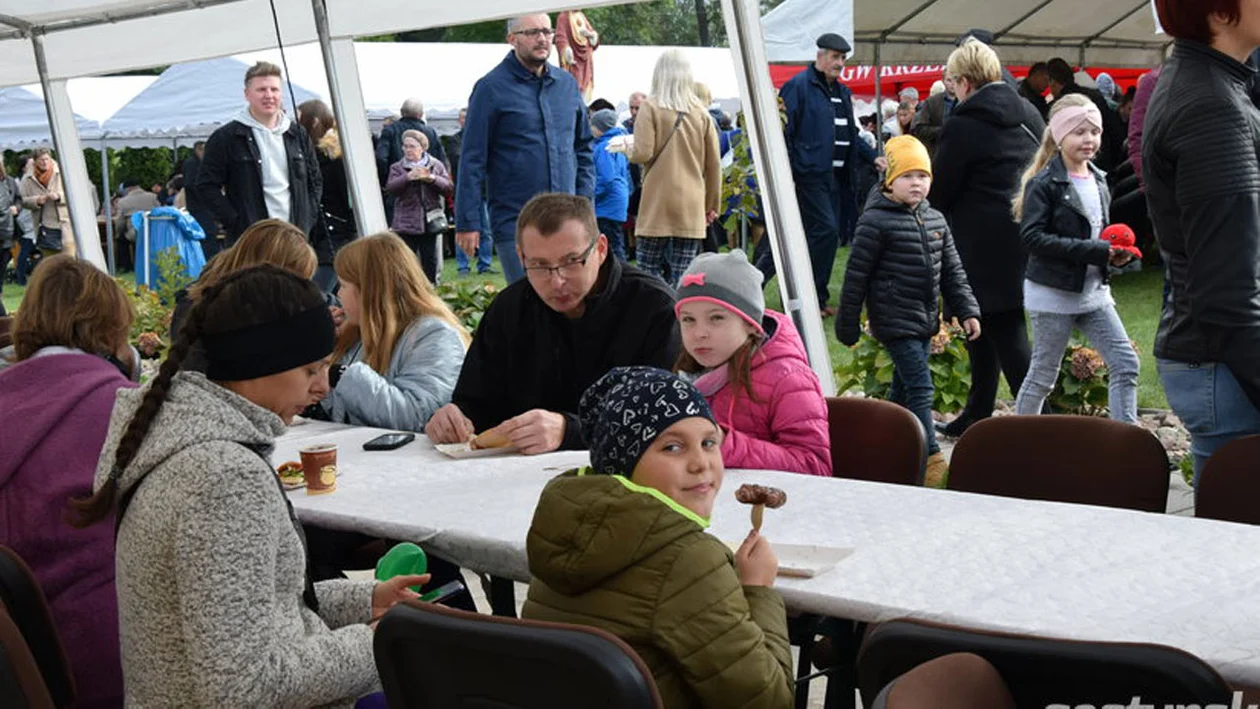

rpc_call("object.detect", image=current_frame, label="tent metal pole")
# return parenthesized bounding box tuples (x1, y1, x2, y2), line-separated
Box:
(1079, 0, 1149, 67)
(718, 0, 835, 395)
(101, 141, 116, 275)
(874, 42, 884, 154)
(310, 0, 387, 237)
(31, 32, 106, 269)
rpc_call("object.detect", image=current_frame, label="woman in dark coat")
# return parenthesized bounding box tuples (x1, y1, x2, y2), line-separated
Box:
(928, 39, 1046, 436)
(298, 99, 356, 293)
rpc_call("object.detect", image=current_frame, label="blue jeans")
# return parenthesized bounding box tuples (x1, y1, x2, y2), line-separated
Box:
(754, 171, 856, 308)
(885, 337, 939, 456)
(491, 218, 525, 284)
(1157, 358, 1260, 486)
(598, 217, 627, 262)
(457, 203, 494, 273)
(1016, 305, 1140, 424)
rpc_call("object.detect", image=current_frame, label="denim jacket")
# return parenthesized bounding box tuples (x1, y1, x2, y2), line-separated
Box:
(455, 52, 594, 236)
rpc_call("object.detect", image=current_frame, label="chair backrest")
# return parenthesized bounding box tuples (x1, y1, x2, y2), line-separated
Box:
(857, 619, 1232, 708)
(1196, 435, 1260, 525)
(948, 415, 1169, 512)
(870, 652, 1014, 709)
(827, 397, 925, 485)
(0, 548, 74, 708)
(374, 601, 664, 709)
(0, 609, 55, 709)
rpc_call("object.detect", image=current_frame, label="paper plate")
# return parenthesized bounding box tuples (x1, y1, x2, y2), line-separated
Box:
(724, 541, 853, 579)
(434, 441, 521, 459)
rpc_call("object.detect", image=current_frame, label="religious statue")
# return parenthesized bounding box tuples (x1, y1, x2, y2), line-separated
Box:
(554, 10, 600, 102)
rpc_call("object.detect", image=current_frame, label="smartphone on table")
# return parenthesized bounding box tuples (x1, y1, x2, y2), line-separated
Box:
(363, 432, 415, 451)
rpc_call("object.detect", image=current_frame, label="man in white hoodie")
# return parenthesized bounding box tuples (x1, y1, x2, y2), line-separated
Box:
(195, 62, 322, 247)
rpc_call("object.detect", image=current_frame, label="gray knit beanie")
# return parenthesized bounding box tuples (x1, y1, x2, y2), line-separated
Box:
(674, 251, 765, 333)
(591, 109, 618, 135)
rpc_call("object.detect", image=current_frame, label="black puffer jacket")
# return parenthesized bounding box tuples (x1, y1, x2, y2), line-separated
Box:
(929, 81, 1045, 314)
(1144, 40, 1260, 409)
(838, 192, 980, 345)
(1020, 154, 1113, 293)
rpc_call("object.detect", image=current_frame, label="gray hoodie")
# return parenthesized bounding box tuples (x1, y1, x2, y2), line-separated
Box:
(236, 107, 293, 222)
(95, 372, 378, 707)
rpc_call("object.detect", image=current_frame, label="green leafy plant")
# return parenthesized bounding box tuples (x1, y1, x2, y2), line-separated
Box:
(114, 248, 192, 360)
(1047, 340, 1112, 416)
(833, 317, 971, 415)
(721, 120, 761, 236)
(1178, 454, 1195, 487)
(436, 280, 499, 333)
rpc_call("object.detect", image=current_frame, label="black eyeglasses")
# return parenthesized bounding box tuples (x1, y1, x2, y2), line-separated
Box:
(512, 28, 555, 38)
(523, 239, 598, 280)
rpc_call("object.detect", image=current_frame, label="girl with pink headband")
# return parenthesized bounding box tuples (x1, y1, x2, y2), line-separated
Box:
(1010, 94, 1141, 424)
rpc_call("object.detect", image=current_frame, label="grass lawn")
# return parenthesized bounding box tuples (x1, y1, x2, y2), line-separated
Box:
(1, 246, 1170, 409)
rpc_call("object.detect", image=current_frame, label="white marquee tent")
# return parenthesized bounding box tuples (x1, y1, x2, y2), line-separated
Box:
(101, 56, 321, 145)
(0, 86, 99, 150)
(0, 76, 154, 150)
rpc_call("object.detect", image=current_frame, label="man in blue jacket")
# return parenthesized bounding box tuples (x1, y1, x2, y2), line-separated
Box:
(455, 13, 595, 284)
(758, 33, 886, 316)
(589, 108, 630, 261)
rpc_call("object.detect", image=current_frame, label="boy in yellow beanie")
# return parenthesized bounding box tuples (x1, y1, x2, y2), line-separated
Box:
(837, 135, 982, 487)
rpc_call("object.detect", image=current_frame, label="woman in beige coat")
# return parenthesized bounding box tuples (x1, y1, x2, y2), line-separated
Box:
(20, 149, 76, 257)
(629, 49, 721, 285)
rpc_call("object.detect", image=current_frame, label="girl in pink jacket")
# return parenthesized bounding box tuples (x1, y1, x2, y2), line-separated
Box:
(674, 251, 832, 476)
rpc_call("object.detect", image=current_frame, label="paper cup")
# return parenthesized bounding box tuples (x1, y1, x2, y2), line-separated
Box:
(299, 443, 338, 495)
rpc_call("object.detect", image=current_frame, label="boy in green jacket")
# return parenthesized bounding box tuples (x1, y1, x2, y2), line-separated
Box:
(523, 366, 795, 708)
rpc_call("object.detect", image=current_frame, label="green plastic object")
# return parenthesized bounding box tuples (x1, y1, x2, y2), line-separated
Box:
(375, 542, 428, 592)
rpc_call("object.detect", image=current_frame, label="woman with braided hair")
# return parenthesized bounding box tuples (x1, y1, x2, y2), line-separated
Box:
(69, 265, 427, 707)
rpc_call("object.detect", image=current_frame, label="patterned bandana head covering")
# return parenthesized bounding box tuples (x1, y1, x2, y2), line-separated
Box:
(579, 366, 716, 476)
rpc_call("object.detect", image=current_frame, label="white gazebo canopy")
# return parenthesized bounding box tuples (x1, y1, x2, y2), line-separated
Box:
(850, 0, 1162, 67)
(101, 56, 321, 145)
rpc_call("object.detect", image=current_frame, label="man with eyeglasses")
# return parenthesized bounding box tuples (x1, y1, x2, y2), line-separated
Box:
(455, 14, 595, 285)
(427, 193, 679, 455)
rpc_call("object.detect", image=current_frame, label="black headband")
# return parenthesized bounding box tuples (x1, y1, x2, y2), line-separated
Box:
(203, 306, 336, 382)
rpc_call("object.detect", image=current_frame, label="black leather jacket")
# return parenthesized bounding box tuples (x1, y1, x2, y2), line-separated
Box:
(838, 192, 979, 345)
(1144, 40, 1260, 409)
(1019, 154, 1113, 293)
(194, 119, 322, 241)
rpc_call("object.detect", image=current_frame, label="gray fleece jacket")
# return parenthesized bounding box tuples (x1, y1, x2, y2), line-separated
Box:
(323, 315, 466, 431)
(95, 372, 379, 707)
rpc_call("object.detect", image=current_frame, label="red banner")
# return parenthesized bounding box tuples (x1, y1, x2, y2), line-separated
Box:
(768, 64, 1150, 99)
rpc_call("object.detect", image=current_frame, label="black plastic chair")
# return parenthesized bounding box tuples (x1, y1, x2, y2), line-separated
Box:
(857, 618, 1232, 708)
(0, 547, 74, 708)
(0, 608, 54, 709)
(374, 600, 663, 709)
(949, 415, 1169, 512)
(1196, 435, 1260, 525)
(827, 397, 925, 486)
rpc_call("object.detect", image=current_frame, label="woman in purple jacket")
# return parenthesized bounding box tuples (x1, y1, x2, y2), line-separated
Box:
(0, 255, 139, 708)
(386, 130, 453, 284)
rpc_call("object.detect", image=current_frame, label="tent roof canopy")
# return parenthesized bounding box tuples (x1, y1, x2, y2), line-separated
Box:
(850, 0, 1161, 67)
(0, 0, 613, 87)
(101, 56, 319, 140)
